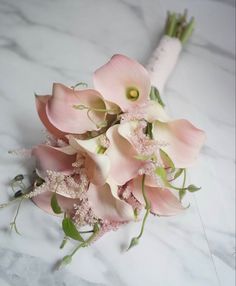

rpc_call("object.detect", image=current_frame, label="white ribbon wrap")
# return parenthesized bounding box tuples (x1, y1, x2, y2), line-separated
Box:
(146, 35, 182, 94)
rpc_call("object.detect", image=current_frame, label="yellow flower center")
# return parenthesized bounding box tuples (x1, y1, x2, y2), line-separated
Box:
(126, 87, 139, 101)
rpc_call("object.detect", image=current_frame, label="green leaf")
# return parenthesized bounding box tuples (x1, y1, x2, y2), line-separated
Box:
(149, 86, 165, 107)
(179, 189, 186, 201)
(62, 217, 84, 242)
(187, 185, 201, 192)
(51, 193, 63, 214)
(160, 149, 175, 170)
(146, 122, 153, 139)
(127, 237, 139, 251)
(155, 167, 168, 183)
(173, 168, 184, 180)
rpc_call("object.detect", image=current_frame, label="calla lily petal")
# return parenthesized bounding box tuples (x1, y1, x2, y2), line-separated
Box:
(118, 120, 139, 146)
(31, 191, 79, 215)
(67, 135, 110, 186)
(153, 119, 206, 168)
(35, 95, 67, 139)
(132, 177, 184, 216)
(87, 182, 134, 221)
(106, 125, 143, 185)
(32, 144, 76, 179)
(142, 101, 170, 123)
(46, 83, 106, 134)
(93, 54, 151, 111)
(84, 153, 110, 186)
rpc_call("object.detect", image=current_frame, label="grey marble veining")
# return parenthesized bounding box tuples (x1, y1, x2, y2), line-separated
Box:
(0, 247, 102, 286)
(0, 0, 235, 285)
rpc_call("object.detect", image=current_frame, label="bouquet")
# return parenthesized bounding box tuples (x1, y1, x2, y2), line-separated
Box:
(0, 10, 205, 268)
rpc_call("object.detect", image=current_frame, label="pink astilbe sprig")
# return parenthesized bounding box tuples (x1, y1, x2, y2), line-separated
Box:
(120, 106, 146, 123)
(130, 120, 158, 156)
(73, 199, 98, 227)
(118, 183, 143, 215)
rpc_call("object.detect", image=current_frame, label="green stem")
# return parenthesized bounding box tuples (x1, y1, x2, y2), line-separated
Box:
(71, 82, 88, 90)
(179, 169, 187, 201)
(166, 13, 177, 36)
(127, 175, 151, 250)
(59, 224, 99, 267)
(73, 104, 119, 114)
(141, 175, 149, 208)
(0, 193, 28, 209)
(182, 169, 187, 189)
(10, 197, 24, 235)
(71, 229, 98, 256)
(164, 10, 195, 45)
(136, 205, 150, 240)
(180, 17, 195, 44)
(60, 236, 68, 249)
(138, 175, 151, 237)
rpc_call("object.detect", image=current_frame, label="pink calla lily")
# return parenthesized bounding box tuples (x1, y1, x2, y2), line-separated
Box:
(87, 179, 134, 222)
(153, 119, 206, 168)
(31, 144, 80, 214)
(105, 124, 143, 186)
(36, 83, 107, 135)
(67, 135, 110, 186)
(46, 83, 107, 134)
(32, 144, 76, 179)
(131, 176, 184, 216)
(93, 54, 151, 111)
(35, 95, 67, 140)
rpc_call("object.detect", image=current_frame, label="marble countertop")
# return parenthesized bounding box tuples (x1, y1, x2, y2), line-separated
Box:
(0, 0, 235, 285)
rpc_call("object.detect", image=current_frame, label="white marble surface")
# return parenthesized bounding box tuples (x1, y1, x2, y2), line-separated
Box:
(0, 0, 235, 285)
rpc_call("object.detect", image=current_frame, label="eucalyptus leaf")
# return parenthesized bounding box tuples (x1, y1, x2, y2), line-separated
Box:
(51, 193, 63, 214)
(149, 86, 165, 107)
(62, 217, 84, 242)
